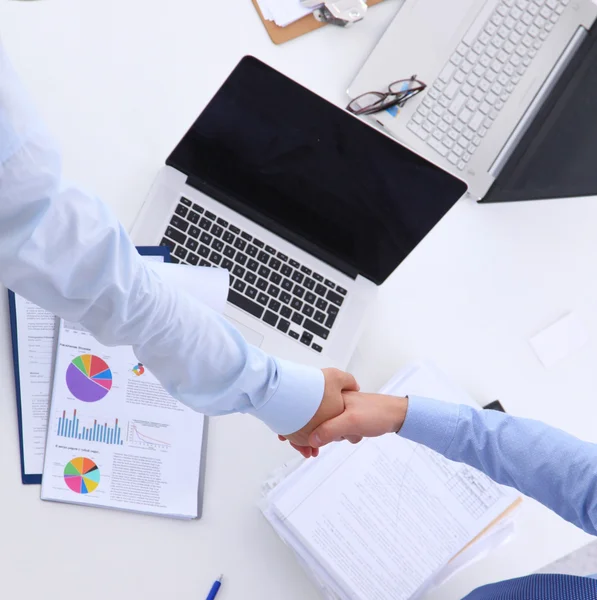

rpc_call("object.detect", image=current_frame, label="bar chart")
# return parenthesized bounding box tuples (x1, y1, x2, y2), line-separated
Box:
(56, 409, 124, 446)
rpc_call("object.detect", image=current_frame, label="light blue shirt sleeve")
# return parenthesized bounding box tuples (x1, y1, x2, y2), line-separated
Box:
(399, 396, 597, 536)
(0, 41, 324, 435)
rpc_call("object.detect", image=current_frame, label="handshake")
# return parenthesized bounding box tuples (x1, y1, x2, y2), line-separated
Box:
(280, 368, 409, 458)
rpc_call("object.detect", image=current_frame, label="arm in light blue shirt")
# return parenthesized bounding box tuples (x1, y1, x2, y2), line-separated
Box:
(399, 396, 597, 536)
(0, 41, 324, 434)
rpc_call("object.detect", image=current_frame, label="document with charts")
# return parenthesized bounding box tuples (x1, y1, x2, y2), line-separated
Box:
(261, 362, 520, 600)
(10, 246, 226, 497)
(40, 321, 207, 519)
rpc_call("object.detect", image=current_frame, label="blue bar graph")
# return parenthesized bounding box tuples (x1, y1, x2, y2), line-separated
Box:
(57, 409, 124, 445)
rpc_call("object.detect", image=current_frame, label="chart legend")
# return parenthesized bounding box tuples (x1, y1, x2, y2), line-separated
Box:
(64, 457, 100, 494)
(57, 409, 124, 445)
(66, 354, 112, 402)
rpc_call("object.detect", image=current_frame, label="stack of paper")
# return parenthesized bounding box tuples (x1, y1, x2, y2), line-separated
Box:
(256, 0, 316, 27)
(260, 363, 520, 600)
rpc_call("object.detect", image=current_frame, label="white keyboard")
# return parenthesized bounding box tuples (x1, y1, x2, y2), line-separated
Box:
(407, 0, 569, 171)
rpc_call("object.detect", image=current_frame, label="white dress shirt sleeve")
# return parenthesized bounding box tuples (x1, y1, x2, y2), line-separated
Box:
(0, 41, 324, 435)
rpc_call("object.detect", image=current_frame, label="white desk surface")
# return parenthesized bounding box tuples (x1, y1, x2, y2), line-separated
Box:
(1, 1, 597, 598)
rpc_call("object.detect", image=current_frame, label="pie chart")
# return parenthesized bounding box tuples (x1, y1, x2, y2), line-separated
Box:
(64, 457, 100, 494)
(66, 354, 113, 402)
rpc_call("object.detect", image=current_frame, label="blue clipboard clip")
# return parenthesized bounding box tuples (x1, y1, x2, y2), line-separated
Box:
(300, 0, 367, 27)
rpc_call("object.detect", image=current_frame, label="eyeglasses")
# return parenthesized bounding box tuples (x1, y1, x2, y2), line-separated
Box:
(346, 76, 427, 116)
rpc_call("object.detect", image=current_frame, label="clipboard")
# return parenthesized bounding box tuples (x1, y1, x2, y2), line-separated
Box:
(8, 246, 170, 485)
(252, 0, 385, 45)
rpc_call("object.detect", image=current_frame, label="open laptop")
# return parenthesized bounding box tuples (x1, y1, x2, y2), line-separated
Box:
(131, 57, 466, 370)
(348, 0, 597, 200)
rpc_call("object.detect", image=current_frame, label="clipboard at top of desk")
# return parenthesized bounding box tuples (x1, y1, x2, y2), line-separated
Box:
(252, 0, 386, 45)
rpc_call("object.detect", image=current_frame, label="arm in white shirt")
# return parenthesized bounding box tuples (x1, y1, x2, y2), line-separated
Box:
(0, 41, 324, 434)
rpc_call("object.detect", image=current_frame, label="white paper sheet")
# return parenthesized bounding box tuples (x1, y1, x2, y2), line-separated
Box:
(256, 0, 274, 20)
(12, 296, 58, 477)
(41, 322, 205, 518)
(147, 262, 228, 314)
(419, 517, 516, 596)
(260, 459, 353, 599)
(256, 0, 314, 27)
(529, 312, 589, 368)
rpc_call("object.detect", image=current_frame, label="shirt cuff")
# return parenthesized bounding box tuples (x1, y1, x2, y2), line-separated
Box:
(398, 395, 460, 455)
(246, 359, 325, 435)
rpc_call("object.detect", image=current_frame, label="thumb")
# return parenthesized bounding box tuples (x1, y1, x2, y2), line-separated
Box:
(337, 370, 360, 392)
(309, 413, 353, 448)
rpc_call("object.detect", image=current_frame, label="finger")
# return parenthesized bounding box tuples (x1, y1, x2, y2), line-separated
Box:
(346, 435, 363, 444)
(290, 442, 311, 454)
(290, 442, 313, 458)
(337, 370, 360, 392)
(295, 446, 312, 458)
(312, 447, 320, 457)
(309, 413, 353, 448)
(278, 435, 287, 442)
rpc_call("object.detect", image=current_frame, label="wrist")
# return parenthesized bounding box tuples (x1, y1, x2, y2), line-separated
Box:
(387, 395, 408, 433)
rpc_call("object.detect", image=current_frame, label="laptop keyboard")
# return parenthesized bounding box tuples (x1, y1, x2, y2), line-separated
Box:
(407, 0, 569, 170)
(159, 197, 348, 354)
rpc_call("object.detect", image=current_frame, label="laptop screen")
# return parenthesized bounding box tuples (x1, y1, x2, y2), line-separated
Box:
(167, 56, 467, 285)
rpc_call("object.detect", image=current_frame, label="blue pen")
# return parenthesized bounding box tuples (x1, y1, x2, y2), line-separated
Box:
(205, 575, 223, 600)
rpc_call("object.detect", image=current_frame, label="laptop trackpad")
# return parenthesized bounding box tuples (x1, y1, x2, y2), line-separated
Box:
(410, 0, 479, 54)
(225, 316, 264, 348)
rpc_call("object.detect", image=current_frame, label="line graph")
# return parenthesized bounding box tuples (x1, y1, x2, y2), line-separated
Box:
(127, 420, 171, 450)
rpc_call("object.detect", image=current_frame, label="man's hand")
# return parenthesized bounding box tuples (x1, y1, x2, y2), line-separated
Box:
(281, 368, 359, 458)
(308, 392, 409, 448)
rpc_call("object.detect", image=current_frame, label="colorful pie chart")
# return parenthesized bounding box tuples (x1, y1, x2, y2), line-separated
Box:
(66, 354, 112, 402)
(64, 457, 100, 494)
(132, 363, 145, 376)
